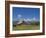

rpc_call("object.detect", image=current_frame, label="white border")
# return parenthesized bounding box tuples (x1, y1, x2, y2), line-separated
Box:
(10, 4, 43, 34)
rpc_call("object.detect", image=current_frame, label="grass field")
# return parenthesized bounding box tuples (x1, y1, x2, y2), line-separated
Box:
(13, 24, 40, 31)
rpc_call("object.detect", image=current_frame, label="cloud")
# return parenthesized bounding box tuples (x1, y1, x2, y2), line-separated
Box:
(17, 14, 22, 18)
(32, 17, 38, 21)
(24, 18, 32, 21)
(33, 17, 36, 21)
(24, 17, 37, 22)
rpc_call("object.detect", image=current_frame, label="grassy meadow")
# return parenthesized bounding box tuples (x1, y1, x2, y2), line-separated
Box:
(13, 24, 40, 31)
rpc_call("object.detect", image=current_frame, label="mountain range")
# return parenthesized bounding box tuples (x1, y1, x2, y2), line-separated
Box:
(13, 18, 40, 25)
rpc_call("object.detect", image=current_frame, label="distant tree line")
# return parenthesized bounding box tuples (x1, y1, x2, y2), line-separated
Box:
(30, 22, 40, 25)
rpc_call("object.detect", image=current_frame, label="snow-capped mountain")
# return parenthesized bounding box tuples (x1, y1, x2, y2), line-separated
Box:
(13, 18, 39, 25)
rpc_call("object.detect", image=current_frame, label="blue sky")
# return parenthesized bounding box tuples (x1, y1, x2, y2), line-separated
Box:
(12, 7, 40, 21)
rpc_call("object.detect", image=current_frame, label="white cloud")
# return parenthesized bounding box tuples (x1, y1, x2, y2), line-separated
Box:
(17, 14, 22, 18)
(24, 18, 32, 21)
(32, 17, 38, 21)
(24, 17, 37, 22)
(33, 17, 36, 21)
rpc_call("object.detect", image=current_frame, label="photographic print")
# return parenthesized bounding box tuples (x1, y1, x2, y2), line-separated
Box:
(5, 1, 45, 37)
(13, 7, 40, 30)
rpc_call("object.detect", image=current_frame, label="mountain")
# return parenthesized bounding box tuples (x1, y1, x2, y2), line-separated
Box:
(13, 18, 40, 25)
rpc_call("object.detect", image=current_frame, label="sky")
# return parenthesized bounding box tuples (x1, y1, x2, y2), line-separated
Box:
(12, 7, 40, 21)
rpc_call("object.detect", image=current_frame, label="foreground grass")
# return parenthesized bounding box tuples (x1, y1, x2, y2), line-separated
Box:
(13, 25, 40, 31)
